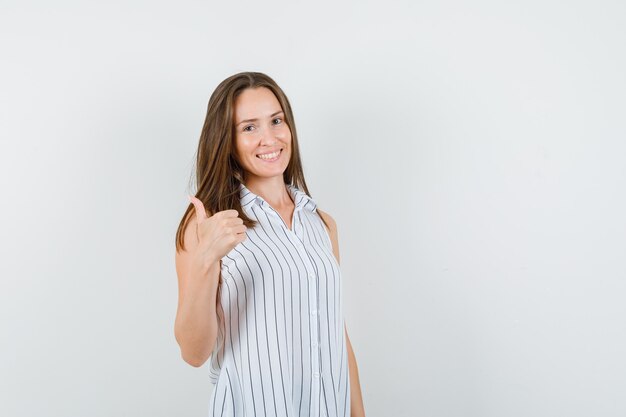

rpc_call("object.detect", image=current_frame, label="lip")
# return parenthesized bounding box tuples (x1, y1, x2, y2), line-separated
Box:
(256, 148, 283, 157)
(256, 148, 283, 163)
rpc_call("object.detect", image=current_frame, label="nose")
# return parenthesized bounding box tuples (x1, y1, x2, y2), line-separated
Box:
(259, 128, 277, 146)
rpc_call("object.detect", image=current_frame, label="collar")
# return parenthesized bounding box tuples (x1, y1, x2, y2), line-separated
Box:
(239, 182, 318, 213)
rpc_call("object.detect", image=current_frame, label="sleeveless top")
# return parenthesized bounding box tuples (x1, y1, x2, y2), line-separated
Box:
(206, 182, 350, 417)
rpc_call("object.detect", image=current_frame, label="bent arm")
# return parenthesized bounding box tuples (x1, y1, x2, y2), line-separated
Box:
(174, 216, 221, 367)
(174, 257, 220, 367)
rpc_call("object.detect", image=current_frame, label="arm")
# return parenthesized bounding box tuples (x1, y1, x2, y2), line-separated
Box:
(345, 325, 365, 417)
(318, 209, 366, 417)
(174, 213, 221, 367)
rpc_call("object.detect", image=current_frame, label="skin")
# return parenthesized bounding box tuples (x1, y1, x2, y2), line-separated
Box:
(317, 208, 366, 417)
(233, 86, 295, 226)
(233, 86, 366, 416)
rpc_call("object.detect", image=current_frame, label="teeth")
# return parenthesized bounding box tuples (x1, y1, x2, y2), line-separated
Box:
(257, 150, 280, 160)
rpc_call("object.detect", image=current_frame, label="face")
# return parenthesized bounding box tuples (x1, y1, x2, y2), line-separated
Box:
(233, 87, 292, 182)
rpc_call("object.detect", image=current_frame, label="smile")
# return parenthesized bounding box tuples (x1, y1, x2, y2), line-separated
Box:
(256, 149, 283, 161)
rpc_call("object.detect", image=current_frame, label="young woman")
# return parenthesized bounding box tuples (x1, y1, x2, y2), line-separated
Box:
(174, 72, 365, 417)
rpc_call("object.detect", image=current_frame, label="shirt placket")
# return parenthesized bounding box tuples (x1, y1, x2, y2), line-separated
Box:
(259, 199, 322, 417)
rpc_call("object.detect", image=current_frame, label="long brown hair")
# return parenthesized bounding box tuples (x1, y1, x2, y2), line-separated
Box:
(175, 71, 328, 253)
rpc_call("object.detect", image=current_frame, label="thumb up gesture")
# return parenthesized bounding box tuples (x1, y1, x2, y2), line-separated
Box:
(188, 195, 248, 266)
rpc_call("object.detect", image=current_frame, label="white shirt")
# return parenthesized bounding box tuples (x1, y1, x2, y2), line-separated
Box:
(207, 182, 350, 417)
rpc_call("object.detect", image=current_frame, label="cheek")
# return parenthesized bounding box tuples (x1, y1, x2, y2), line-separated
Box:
(233, 143, 252, 166)
(279, 126, 292, 141)
(235, 137, 254, 155)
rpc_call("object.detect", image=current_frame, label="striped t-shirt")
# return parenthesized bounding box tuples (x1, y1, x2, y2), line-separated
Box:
(207, 182, 350, 417)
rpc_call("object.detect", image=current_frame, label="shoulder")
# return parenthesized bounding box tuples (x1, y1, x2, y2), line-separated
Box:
(316, 208, 340, 263)
(316, 208, 337, 233)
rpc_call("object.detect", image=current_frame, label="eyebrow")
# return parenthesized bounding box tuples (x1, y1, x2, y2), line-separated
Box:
(236, 110, 284, 126)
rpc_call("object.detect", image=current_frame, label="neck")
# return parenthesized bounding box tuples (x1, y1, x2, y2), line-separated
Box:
(244, 177, 293, 209)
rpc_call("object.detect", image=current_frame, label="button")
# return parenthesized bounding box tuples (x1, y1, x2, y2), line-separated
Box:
(313, 371, 320, 378)
(308, 273, 314, 278)
(312, 341, 317, 348)
(311, 309, 317, 316)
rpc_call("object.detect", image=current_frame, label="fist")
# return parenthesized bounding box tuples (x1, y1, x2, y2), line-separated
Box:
(188, 195, 247, 265)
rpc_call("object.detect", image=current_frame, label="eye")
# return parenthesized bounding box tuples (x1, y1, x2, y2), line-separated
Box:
(243, 125, 254, 132)
(273, 117, 283, 125)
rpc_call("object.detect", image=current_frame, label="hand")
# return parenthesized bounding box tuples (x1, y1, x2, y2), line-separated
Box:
(188, 195, 247, 267)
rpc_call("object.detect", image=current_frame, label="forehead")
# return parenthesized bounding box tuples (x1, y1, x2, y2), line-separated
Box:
(234, 87, 282, 120)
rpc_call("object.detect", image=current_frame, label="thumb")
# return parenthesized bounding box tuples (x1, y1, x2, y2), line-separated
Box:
(188, 195, 209, 221)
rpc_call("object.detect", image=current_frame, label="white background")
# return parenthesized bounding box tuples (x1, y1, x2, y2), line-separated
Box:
(1, 1, 625, 416)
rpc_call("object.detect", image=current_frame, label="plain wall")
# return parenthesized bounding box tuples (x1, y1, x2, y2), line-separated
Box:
(1, 0, 625, 416)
